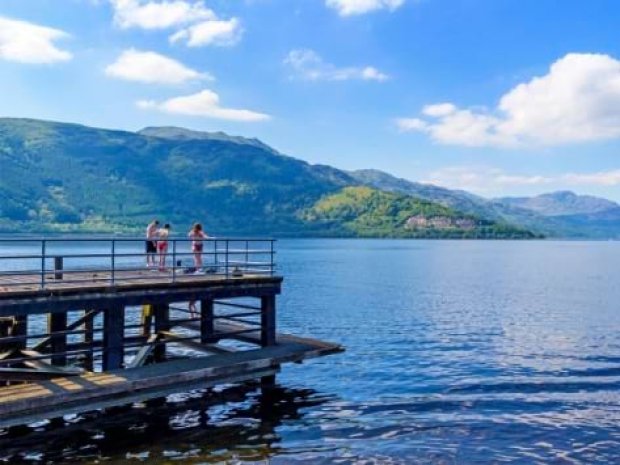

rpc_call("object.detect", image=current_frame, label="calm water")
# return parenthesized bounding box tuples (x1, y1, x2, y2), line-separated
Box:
(1, 239, 620, 464)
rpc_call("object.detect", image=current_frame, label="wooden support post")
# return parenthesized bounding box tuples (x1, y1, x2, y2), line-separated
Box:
(102, 306, 125, 371)
(200, 299, 214, 344)
(141, 305, 153, 338)
(48, 311, 67, 366)
(153, 304, 170, 362)
(83, 310, 94, 371)
(260, 295, 276, 347)
(11, 316, 27, 351)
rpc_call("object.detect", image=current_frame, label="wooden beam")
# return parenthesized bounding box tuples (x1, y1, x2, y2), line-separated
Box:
(127, 333, 159, 369)
(48, 311, 67, 366)
(33, 309, 99, 352)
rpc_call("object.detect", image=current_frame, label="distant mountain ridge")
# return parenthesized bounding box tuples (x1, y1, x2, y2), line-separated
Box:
(495, 191, 619, 216)
(0, 117, 616, 238)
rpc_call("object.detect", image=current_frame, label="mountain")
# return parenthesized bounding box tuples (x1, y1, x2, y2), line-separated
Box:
(494, 191, 620, 238)
(0, 118, 531, 238)
(495, 191, 619, 216)
(351, 169, 620, 239)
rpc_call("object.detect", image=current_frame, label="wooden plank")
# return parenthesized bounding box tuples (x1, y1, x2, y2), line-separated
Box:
(127, 333, 159, 369)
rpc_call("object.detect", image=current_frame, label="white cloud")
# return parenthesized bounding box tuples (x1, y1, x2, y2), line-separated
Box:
(105, 49, 211, 84)
(398, 53, 620, 147)
(137, 89, 270, 122)
(284, 49, 389, 82)
(109, 0, 242, 47)
(170, 17, 242, 47)
(0, 16, 72, 64)
(423, 166, 620, 194)
(326, 0, 404, 16)
(110, 0, 214, 29)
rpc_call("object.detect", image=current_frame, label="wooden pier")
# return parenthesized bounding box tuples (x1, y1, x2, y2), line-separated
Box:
(0, 238, 342, 429)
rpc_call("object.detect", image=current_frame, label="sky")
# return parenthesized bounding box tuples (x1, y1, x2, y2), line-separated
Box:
(1, 0, 620, 201)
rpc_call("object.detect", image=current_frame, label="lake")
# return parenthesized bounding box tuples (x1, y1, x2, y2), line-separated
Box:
(1, 239, 620, 464)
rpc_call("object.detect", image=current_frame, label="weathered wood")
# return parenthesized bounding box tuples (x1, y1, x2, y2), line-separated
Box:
(0, 335, 338, 427)
(47, 311, 67, 366)
(127, 333, 159, 369)
(261, 295, 276, 347)
(102, 306, 125, 371)
(141, 304, 153, 337)
(12, 315, 27, 351)
(33, 310, 99, 352)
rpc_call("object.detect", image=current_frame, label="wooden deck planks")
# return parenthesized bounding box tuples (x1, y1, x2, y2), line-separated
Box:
(0, 334, 342, 429)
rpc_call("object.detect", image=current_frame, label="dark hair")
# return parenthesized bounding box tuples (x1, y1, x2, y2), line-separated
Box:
(153, 220, 160, 225)
(164, 223, 170, 229)
(193, 223, 202, 232)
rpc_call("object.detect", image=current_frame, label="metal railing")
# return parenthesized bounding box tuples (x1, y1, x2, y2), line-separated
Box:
(0, 237, 277, 290)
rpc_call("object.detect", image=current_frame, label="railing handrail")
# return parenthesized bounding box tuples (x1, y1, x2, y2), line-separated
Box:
(0, 237, 277, 290)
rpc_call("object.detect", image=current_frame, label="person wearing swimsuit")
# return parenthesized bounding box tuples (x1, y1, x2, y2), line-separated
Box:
(157, 223, 171, 271)
(188, 223, 208, 270)
(145, 220, 159, 267)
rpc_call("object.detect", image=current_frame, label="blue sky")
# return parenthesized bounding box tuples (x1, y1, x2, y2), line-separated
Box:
(1, 0, 620, 200)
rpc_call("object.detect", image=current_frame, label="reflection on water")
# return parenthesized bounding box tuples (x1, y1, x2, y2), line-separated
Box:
(1, 239, 620, 464)
(0, 383, 333, 464)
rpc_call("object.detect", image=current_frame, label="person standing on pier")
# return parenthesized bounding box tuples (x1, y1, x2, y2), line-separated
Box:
(188, 223, 208, 271)
(157, 223, 171, 271)
(145, 219, 159, 268)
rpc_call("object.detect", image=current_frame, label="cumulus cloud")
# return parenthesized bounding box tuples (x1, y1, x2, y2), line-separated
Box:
(284, 49, 389, 82)
(105, 49, 211, 84)
(326, 0, 404, 16)
(398, 53, 620, 147)
(137, 89, 270, 122)
(423, 166, 620, 194)
(109, 0, 242, 46)
(109, 0, 213, 29)
(0, 16, 72, 64)
(170, 17, 242, 47)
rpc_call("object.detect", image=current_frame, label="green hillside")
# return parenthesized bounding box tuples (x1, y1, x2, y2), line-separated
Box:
(303, 187, 537, 238)
(0, 118, 536, 238)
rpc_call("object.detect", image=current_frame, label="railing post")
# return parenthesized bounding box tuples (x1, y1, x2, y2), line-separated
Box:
(110, 239, 116, 286)
(172, 240, 177, 283)
(225, 240, 229, 278)
(54, 256, 63, 281)
(41, 240, 46, 290)
(270, 240, 275, 276)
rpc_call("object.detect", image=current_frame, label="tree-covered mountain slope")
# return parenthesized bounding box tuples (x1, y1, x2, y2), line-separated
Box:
(0, 117, 535, 238)
(302, 187, 537, 238)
